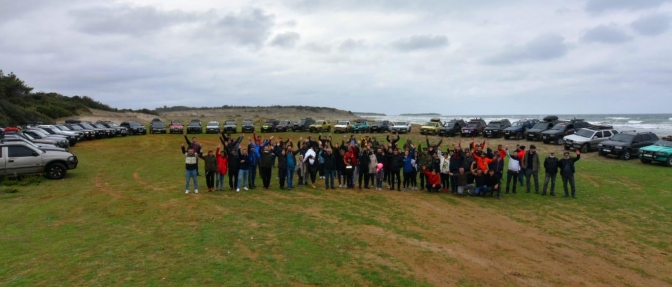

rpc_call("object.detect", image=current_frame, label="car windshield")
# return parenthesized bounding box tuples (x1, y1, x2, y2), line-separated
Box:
(56, 125, 71, 131)
(31, 129, 50, 137)
(610, 134, 634, 143)
(207, 122, 218, 126)
(23, 132, 37, 140)
(575, 129, 595, 138)
(373, 121, 383, 125)
(654, 140, 672, 147)
(424, 122, 436, 126)
(315, 121, 325, 124)
(80, 123, 95, 129)
(225, 121, 236, 125)
(510, 122, 523, 127)
(465, 123, 478, 128)
(533, 123, 549, 129)
(337, 121, 348, 125)
(69, 125, 83, 130)
(243, 121, 253, 125)
(171, 121, 181, 125)
(279, 121, 290, 125)
(551, 124, 566, 130)
(154, 122, 166, 127)
(94, 124, 107, 129)
(108, 123, 120, 127)
(130, 123, 143, 127)
(487, 122, 501, 127)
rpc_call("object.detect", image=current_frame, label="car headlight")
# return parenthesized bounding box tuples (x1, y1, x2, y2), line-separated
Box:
(656, 152, 667, 156)
(615, 146, 623, 150)
(598, 144, 603, 148)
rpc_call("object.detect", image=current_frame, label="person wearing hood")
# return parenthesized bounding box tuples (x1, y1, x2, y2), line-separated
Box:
(304, 146, 318, 188)
(375, 163, 384, 190)
(215, 146, 228, 191)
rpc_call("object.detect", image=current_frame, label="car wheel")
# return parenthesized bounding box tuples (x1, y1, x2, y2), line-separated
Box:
(580, 144, 588, 153)
(556, 138, 564, 145)
(640, 158, 652, 164)
(667, 156, 672, 167)
(621, 150, 631, 160)
(46, 163, 67, 180)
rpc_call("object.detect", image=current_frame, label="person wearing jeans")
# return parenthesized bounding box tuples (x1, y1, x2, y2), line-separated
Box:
(215, 146, 228, 191)
(542, 151, 559, 196)
(560, 150, 581, 198)
(521, 145, 540, 194)
(181, 144, 199, 194)
(505, 148, 521, 194)
(237, 148, 250, 192)
(228, 150, 239, 190)
(202, 149, 218, 192)
(323, 148, 336, 189)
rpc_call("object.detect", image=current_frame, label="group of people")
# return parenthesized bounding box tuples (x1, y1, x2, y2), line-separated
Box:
(180, 130, 582, 198)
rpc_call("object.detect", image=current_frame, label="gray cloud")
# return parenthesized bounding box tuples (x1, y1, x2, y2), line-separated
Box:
(70, 5, 198, 35)
(631, 14, 671, 36)
(485, 34, 568, 65)
(391, 35, 448, 51)
(585, 0, 670, 14)
(581, 24, 632, 44)
(338, 39, 366, 52)
(269, 32, 301, 48)
(201, 9, 275, 48)
(303, 42, 332, 54)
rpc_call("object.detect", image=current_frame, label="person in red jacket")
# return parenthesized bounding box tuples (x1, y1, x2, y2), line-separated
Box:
(216, 145, 228, 191)
(422, 166, 441, 192)
(517, 145, 526, 186)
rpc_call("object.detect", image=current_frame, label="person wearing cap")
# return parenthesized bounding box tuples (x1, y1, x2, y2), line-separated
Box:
(559, 149, 581, 198)
(542, 151, 560, 196)
(521, 144, 541, 194)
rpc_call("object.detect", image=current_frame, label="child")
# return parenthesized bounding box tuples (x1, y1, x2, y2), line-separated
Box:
(375, 163, 384, 191)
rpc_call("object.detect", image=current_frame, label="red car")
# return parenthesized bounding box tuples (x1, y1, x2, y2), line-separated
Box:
(169, 120, 184, 134)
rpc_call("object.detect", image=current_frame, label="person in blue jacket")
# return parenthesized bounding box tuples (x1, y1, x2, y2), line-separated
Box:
(402, 141, 416, 192)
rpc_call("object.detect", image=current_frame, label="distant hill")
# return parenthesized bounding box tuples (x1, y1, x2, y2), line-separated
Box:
(353, 112, 386, 116)
(399, 113, 440, 116)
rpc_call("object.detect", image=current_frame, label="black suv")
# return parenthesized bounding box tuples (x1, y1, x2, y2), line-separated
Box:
(97, 121, 129, 137)
(150, 118, 167, 134)
(483, 119, 511, 138)
(90, 122, 118, 138)
(275, 120, 293, 132)
(261, 119, 280, 133)
(526, 121, 558, 141)
(541, 120, 589, 145)
(78, 122, 108, 139)
(293, 118, 315, 132)
(186, 120, 202, 134)
(370, 120, 391, 133)
(241, 119, 255, 133)
(120, 121, 147, 135)
(599, 131, 659, 160)
(222, 120, 237, 133)
(461, 118, 487, 137)
(438, 119, 465, 137)
(64, 124, 96, 140)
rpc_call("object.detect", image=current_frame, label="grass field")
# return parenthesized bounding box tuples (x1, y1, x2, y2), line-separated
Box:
(1, 130, 671, 286)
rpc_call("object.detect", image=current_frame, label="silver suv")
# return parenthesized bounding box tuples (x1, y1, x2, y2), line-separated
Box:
(563, 127, 618, 153)
(1, 131, 78, 179)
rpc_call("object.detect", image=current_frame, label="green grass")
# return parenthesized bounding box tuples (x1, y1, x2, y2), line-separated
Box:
(1, 132, 671, 286)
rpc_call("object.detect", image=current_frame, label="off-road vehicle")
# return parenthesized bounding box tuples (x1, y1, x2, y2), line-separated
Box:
(333, 120, 351, 133)
(186, 120, 202, 134)
(420, 118, 442, 135)
(169, 120, 184, 134)
(390, 121, 412, 134)
(90, 122, 118, 138)
(352, 120, 371, 133)
(150, 119, 167, 134)
(96, 121, 128, 137)
(0, 131, 78, 180)
(461, 118, 487, 137)
(6, 130, 68, 149)
(541, 120, 589, 145)
(438, 119, 465, 137)
(639, 136, 672, 166)
(563, 126, 618, 153)
(54, 124, 86, 140)
(25, 128, 72, 148)
(370, 120, 391, 133)
(3, 132, 67, 151)
(483, 119, 512, 138)
(36, 125, 80, 145)
(261, 119, 279, 133)
(293, 118, 315, 132)
(504, 119, 538, 140)
(241, 119, 255, 133)
(120, 121, 147, 135)
(222, 120, 237, 133)
(77, 122, 108, 139)
(599, 131, 659, 160)
(64, 124, 96, 140)
(275, 120, 293, 132)
(206, 121, 221, 134)
(309, 120, 331, 133)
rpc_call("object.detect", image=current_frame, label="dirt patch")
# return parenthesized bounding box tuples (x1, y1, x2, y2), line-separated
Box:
(93, 173, 143, 202)
(133, 168, 164, 191)
(579, 174, 601, 188)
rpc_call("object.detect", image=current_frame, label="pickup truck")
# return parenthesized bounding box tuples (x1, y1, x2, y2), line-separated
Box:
(1, 130, 78, 180)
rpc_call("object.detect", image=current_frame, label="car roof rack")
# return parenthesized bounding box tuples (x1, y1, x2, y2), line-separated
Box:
(585, 124, 613, 130)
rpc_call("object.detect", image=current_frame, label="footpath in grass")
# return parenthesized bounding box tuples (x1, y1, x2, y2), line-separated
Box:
(1, 132, 671, 286)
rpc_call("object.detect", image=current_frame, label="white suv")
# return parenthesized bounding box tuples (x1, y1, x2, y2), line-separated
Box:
(563, 127, 618, 153)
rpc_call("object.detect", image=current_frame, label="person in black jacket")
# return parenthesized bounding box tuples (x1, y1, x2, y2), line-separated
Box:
(323, 148, 336, 189)
(358, 146, 371, 189)
(228, 149, 239, 190)
(485, 169, 501, 199)
(386, 132, 401, 150)
(384, 147, 394, 189)
(274, 148, 288, 189)
(542, 151, 559, 196)
(559, 150, 581, 198)
(390, 149, 404, 191)
(184, 131, 203, 176)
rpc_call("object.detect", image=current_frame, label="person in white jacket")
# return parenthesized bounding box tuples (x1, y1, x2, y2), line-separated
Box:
(440, 151, 451, 192)
(505, 147, 521, 194)
(304, 147, 318, 188)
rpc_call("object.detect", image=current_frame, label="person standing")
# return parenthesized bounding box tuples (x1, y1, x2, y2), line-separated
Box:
(505, 147, 521, 194)
(368, 149, 378, 188)
(517, 145, 526, 186)
(375, 163, 384, 191)
(237, 148, 250, 192)
(275, 148, 288, 189)
(323, 148, 336, 189)
(542, 151, 559, 196)
(202, 149, 218, 192)
(228, 149, 239, 190)
(184, 131, 202, 176)
(559, 150, 581, 198)
(358, 146, 371, 189)
(390, 149, 404, 191)
(304, 146, 318, 188)
(181, 144, 199, 194)
(521, 145, 541, 194)
(215, 146, 228, 191)
(259, 145, 274, 189)
(402, 144, 417, 192)
(440, 151, 451, 192)
(285, 144, 298, 190)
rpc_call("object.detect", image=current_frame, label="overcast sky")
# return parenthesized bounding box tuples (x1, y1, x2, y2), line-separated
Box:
(2, 0, 672, 115)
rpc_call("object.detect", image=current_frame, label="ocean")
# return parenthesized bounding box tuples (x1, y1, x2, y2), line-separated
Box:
(359, 114, 672, 136)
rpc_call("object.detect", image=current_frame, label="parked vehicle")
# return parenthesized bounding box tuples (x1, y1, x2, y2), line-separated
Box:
(599, 131, 659, 160)
(150, 119, 167, 134)
(420, 118, 443, 135)
(483, 119, 512, 138)
(222, 120, 237, 133)
(438, 119, 465, 137)
(2, 132, 67, 152)
(260, 119, 279, 133)
(461, 118, 487, 137)
(186, 120, 202, 134)
(293, 118, 315, 132)
(36, 125, 80, 146)
(206, 121, 221, 134)
(563, 126, 618, 153)
(241, 119, 255, 133)
(96, 121, 128, 137)
(390, 121, 412, 134)
(120, 121, 147, 135)
(6, 130, 68, 149)
(541, 120, 590, 145)
(309, 120, 331, 133)
(370, 120, 391, 133)
(504, 119, 539, 140)
(639, 137, 672, 166)
(54, 124, 87, 139)
(0, 131, 78, 180)
(90, 123, 118, 138)
(24, 128, 71, 148)
(64, 124, 97, 140)
(275, 120, 293, 132)
(351, 120, 371, 133)
(334, 120, 351, 133)
(77, 122, 108, 139)
(169, 120, 184, 134)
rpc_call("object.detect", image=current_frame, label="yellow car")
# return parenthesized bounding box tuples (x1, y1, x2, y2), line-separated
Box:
(420, 118, 443, 135)
(309, 120, 332, 133)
